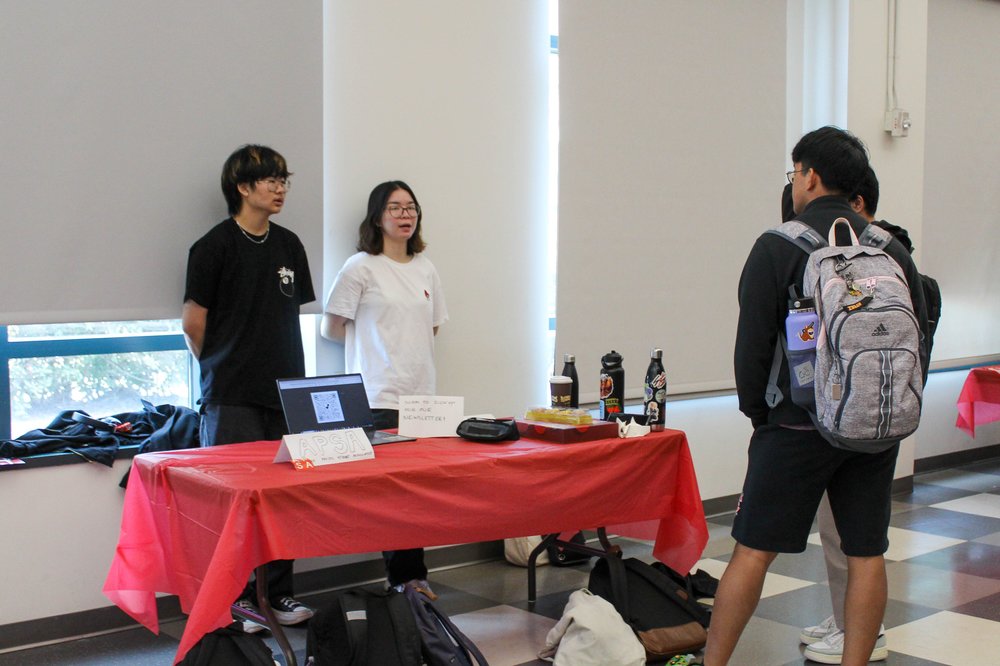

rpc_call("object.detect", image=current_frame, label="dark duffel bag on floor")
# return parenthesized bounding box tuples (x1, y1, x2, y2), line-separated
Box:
(178, 625, 275, 666)
(589, 556, 711, 662)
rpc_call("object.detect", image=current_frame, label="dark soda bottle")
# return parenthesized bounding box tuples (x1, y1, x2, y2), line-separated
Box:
(561, 353, 579, 408)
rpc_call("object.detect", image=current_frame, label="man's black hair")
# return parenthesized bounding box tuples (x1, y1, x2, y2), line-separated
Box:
(850, 165, 880, 217)
(220, 145, 291, 216)
(791, 126, 869, 196)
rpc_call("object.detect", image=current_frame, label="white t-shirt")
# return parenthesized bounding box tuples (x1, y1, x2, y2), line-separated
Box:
(325, 252, 448, 409)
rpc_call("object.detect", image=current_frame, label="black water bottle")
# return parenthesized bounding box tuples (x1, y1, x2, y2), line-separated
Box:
(561, 353, 580, 408)
(599, 350, 624, 420)
(644, 348, 667, 431)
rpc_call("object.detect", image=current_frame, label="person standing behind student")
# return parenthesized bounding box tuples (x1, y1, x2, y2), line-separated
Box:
(321, 180, 448, 598)
(182, 144, 316, 632)
(799, 165, 939, 663)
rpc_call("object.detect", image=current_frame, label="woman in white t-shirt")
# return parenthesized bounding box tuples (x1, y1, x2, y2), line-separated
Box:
(321, 180, 448, 597)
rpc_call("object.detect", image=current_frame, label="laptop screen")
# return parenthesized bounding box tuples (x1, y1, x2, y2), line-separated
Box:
(276, 373, 375, 435)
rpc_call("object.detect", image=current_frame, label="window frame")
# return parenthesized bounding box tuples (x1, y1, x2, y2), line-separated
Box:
(0, 324, 193, 441)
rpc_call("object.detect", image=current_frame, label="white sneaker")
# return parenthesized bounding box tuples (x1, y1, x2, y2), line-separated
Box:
(232, 598, 267, 634)
(800, 615, 837, 645)
(803, 628, 888, 664)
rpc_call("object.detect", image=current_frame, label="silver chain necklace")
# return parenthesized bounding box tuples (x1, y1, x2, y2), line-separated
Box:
(235, 220, 270, 244)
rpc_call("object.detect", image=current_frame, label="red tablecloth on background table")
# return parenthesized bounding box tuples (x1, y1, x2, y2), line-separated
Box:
(103, 429, 707, 664)
(956, 365, 1000, 437)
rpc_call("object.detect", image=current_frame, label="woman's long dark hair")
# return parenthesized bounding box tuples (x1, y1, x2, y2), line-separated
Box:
(357, 181, 426, 255)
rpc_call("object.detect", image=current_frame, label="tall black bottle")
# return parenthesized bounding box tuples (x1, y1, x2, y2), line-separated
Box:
(599, 350, 624, 420)
(561, 353, 580, 408)
(643, 348, 667, 431)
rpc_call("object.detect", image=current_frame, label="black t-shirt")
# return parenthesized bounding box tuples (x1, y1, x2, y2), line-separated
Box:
(184, 219, 316, 409)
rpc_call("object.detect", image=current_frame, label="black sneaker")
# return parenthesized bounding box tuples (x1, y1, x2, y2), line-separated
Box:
(271, 596, 314, 625)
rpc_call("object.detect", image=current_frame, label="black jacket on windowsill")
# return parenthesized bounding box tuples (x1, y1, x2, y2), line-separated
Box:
(0, 401, 199, 469)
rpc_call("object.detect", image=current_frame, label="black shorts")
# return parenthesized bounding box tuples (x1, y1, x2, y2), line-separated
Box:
(731, 425, 899, 557)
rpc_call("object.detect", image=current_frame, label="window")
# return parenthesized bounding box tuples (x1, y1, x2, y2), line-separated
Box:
(1, 321, 194, 440)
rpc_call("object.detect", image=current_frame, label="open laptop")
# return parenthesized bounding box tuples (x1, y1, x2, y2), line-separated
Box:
(276, 373, 415, 445)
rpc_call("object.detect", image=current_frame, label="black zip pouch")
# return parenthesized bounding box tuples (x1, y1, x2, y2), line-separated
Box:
(455, 418, 520, 443)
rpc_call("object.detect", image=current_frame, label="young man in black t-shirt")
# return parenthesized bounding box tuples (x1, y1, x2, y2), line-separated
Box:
(182, 144, 316, 632)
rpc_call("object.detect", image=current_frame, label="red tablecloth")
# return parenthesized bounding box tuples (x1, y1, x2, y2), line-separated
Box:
(956, 365, 1000, 437)
(103, 429, 707, 664)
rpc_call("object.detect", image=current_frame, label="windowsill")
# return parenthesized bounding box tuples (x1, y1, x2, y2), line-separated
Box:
(0, 444, 143, 472)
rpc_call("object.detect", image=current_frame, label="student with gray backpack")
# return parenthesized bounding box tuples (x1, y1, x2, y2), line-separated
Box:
(704, 127, 930, 666)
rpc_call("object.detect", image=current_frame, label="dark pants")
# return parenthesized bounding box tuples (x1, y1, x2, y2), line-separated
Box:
(372, 408, 429, 585)
(200, 403, 295, 603)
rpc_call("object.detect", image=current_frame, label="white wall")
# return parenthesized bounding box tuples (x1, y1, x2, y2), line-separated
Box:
(0, 0, 324, 324)
(318, 1, 552, 418)
(2, 459, 137, 625)
(921, 0, 1000, 364)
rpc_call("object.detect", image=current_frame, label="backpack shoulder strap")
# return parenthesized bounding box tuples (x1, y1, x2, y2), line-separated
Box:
(366, 591, 422, 666)
(417, 594, 489, 666)
(340, 590, 371, 664)
(765, 220, 828, 255)
(599, 555, 631, 621)
(764, 334, 787, 409)
(762, 220, 825, 410)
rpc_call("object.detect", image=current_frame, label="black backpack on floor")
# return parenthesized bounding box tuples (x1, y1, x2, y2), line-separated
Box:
(402, 586, 489, 666)
(178, 625, 275, 666)
(306, 589, 422, 666)
(588, 556, 711, 662)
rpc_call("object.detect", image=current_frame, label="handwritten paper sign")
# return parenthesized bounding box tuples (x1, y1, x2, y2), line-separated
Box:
(274, 428, 374, 469)
(398, 395, 465, 438)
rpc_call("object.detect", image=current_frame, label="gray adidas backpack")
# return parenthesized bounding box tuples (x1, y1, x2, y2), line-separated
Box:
(766, 218, 923, 452)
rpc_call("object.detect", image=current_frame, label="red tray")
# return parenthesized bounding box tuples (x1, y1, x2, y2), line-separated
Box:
(515, 419, 619, 443)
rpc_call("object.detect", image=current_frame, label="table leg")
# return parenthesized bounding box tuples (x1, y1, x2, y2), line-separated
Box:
(229, 566, 298, 666)
(527, 528, 620, 604)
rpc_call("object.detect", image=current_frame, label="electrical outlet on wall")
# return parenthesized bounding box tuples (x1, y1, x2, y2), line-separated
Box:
(884, 108, 911, 137)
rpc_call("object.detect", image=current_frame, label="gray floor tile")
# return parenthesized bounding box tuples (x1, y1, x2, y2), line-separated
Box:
(904, 540, 1000, 579)
(956, 457, 1000, 477)
(916, 469, 1000, 494)
(950, 591, 1000, 622)
(431, 558, 589, 605)
(752, 579, 837, 627)
(897, 482, 978, 506)
(0, 627, 180, 665)
(881, 597, 944, 632)
(889, 506, 1000, 540)
(762, 543, 832, 583)
(885, 560, 1000, 609)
